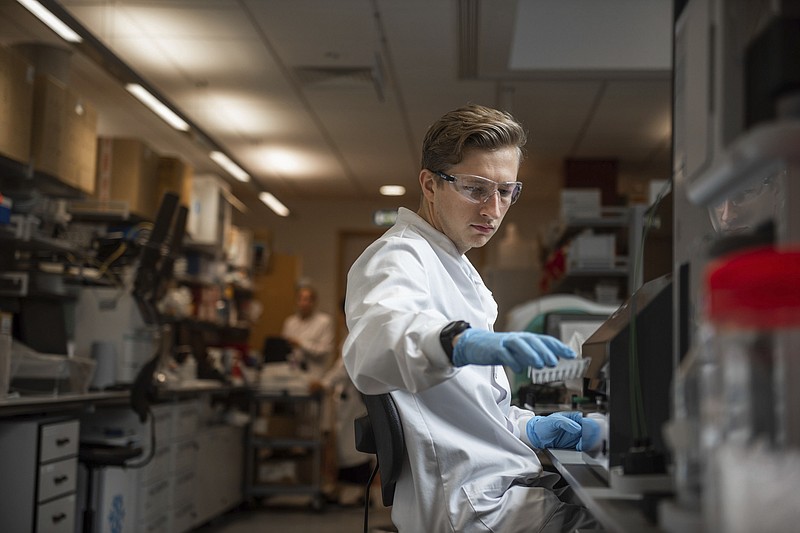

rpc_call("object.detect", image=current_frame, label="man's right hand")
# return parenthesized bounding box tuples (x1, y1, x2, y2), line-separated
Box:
(451, 329, 575, 373)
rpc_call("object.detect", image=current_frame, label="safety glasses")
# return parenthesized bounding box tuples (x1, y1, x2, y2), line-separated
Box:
(433, 170, 523, 206)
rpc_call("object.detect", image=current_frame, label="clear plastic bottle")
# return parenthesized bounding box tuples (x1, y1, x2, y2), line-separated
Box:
(701, 246, 800, 532)
(671, 323, 715, 512)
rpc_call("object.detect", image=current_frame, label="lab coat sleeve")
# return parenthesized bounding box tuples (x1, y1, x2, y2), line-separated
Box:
(507, 404, 537, 447)
(343, 237, 458, 395)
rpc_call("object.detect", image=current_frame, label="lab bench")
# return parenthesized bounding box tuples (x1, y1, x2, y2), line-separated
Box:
(0, 384, 249, 533)
(543, 449, 666, 533)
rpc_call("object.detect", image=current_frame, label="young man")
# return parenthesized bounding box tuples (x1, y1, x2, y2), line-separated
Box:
(343, 105, 600, 532)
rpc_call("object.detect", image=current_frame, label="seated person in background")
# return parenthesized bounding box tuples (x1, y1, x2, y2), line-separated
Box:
(281, 284, 335, 379)
(343, 104, 601, 532)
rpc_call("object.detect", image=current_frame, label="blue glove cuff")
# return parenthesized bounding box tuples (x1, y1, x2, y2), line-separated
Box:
(527, 415, 546, 448)
(577, 417, 602, 452)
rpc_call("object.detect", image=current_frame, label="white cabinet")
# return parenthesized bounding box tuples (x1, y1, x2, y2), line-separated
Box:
(79, 398, 243, 533)
(193, 424, 244, 527)
(0, 418, 79, 533)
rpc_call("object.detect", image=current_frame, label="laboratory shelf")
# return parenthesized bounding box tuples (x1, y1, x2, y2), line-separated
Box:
(244, 390, 325, 511)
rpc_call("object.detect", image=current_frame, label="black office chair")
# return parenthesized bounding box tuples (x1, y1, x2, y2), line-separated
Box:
(79, 443, 143, 533)
(354, 393, 405, 533)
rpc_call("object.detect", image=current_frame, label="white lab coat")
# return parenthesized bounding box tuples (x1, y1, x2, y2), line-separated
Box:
(343, 208, 565, 533)
(282, 310, 335, 379)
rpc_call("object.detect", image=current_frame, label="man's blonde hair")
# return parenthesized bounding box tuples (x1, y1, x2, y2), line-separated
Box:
(420, 104, 527, 173)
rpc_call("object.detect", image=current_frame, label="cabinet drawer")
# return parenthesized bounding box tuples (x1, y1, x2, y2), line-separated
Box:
(171, 502, 196, 533)
(171, 439, 197, 473)
(151, 405, 173, 443)
(173, 404, 199, 440)
(172, 469, 196, 507)
(139, 512, 170, 533)
(138, 478, 170, 523)
(38, 457, 77, 502)
(35, 493, 75, 533)
(139, 445, 171, 485)
(39, 421, 79, 463)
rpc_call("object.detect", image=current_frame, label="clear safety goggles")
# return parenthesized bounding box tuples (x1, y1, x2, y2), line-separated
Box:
(433, 170, 523, 206)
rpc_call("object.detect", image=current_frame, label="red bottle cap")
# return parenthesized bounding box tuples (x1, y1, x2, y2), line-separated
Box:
(706, 246, 800, 329)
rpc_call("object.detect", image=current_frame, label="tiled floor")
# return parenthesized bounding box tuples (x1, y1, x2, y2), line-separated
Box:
(195, 497, 395, 533)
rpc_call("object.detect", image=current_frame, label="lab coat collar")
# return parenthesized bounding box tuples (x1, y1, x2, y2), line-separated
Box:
(395, 207, 462, 257)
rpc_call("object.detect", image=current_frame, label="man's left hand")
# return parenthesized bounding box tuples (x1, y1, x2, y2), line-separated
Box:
(526, 412, 603, 451)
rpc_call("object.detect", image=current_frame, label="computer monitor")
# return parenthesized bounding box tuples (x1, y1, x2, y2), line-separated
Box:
(582, 273, 673, 470)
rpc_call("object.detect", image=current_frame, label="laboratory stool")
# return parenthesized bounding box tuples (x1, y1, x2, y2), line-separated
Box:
(78, 443, 143, 533)
(355, 393, 404, 532)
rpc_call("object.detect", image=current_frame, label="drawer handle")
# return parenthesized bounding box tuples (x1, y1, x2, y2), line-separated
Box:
(52, 512, 67, 523)
(54, 475, 69, 484)
(55, 437, 71, 447)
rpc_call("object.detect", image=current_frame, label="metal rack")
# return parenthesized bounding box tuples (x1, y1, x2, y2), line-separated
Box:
(553, 205, 648, 300)
(244, 390, 325, 511)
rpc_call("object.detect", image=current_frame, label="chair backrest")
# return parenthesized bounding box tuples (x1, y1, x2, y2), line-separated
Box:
(354, 393, 405, 507)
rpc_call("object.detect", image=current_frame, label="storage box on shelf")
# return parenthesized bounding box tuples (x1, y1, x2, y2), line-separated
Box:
(157, 156, 194, 209)
(0, 45, 34, 164)
(548, 205, 646, 303)
(95, 137, 160, 219)
(226, 225, 253, 271)
(187, 174, 231, 250)
(30, 74, 98, 194)
(560, 188, 602, 219)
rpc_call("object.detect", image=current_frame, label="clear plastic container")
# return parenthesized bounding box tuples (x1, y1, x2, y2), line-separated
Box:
(670, 324, 715, 512)
(701, 247, 800, 532)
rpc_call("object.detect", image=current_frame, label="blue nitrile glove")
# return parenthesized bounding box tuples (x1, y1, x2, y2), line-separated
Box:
(528, 412, 603, 451)
(576, 415, 602, 452)
(526, 413, 582, 449)
(452, 329, 575, 373)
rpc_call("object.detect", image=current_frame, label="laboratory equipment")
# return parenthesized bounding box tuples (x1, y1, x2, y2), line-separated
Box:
(582, 273, 673, 479)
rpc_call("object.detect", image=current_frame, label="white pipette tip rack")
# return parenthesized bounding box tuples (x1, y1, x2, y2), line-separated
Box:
(527, 357, 591, 384)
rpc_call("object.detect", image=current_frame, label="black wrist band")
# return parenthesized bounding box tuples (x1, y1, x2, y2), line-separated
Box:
(440, 320, 471, 362)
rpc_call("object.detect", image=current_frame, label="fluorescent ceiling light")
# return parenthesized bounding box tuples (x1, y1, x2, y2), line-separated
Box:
(219, 187, 248, 214)
(125, 83, 190, 132)
(259, 192, 290, 217)
(380, 185, 406, 196)
(210, 151, 250, 183)
(17, 0, 82, 43)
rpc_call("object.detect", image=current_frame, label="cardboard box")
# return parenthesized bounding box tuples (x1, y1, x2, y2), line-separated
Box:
(30, 74, 97, 193)
(0, 45, 34, 163)
(568, 233, 616, 269)
(226, 225, 253, 269)
(157, 156, 193, 208)
(95, 137, 159, 218)
(560, 188, 601, 219)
